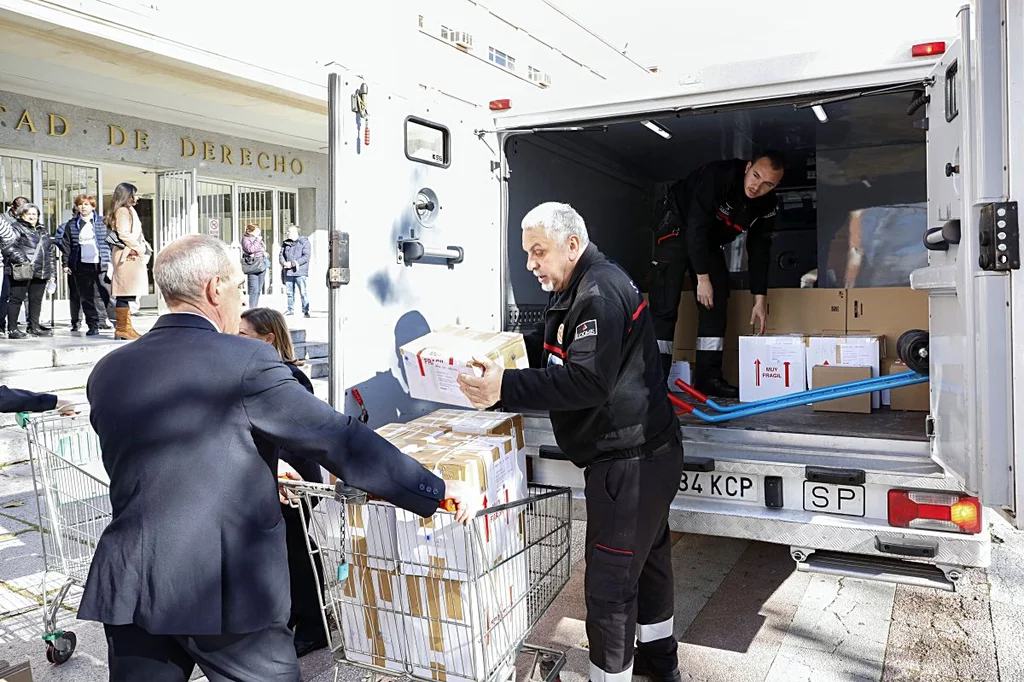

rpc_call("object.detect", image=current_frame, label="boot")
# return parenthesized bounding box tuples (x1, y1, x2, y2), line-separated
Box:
(115, 307, 141, 341)
(27, 323, 52, 337)
(693, 375, 739, 401)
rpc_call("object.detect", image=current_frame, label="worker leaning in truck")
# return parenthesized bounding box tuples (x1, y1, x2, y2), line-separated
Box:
(648, 151, 785, 399)
(459, 202, 684, 682)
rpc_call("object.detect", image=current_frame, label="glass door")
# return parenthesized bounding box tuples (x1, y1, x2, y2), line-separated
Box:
(0, 154, 34, 208)
(276, 190, 298, 295)
(40, 161, 99, 301)
(154, 169, 198, 310)
(197, 180, 234, 245)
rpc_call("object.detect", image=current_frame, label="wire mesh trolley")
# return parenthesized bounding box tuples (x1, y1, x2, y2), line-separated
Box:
(281, 480, 573, 682)
(17, 406, 110, 664)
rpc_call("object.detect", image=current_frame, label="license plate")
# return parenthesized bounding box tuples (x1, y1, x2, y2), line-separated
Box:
(678, 472, 759, 502)
(803, 481, 866, 517)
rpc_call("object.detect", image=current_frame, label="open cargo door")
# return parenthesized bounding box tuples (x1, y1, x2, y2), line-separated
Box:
(911, 5, 1017, 515)
(325, 70, 503, 423)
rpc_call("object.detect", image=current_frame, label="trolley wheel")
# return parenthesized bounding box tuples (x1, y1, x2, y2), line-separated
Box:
(46, 631, 77, 665)
(897, 329, 930, 375)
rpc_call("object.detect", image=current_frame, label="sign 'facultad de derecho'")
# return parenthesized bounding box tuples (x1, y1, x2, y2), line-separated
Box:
(0, 91, 324, 186)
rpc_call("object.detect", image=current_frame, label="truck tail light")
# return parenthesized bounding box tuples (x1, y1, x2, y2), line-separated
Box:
(888, 489, 981, 534)
(489, 99, 512, 111)
(912, 41, 946, 57)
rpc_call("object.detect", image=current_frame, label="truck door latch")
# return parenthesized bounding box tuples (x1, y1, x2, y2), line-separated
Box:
(978, 202, 1020, 271)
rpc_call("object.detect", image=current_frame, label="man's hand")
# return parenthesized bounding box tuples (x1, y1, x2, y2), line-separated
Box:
(750, 295, 768, 335)
(457, 356, 504, 409)
(277, 460, 302, 504)
(63, 267, 72, 275)
(55, 399, 78, 416)
(443, 479, 481, 525)
(696, 275, 714, 309)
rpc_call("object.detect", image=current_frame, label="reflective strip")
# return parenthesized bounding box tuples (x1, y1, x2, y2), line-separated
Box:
(696, 337, 724, 351)
(590, 661, 633, 682)
(636, 616, 674, 643)
(657, 340, 673, 355)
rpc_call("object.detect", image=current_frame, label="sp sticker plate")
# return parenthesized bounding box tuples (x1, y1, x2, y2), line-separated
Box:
(575, 319, 597, 340)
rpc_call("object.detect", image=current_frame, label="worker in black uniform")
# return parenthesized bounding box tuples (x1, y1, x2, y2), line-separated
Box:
(648, 151, 785, 399)
(459, 202, 684, 682)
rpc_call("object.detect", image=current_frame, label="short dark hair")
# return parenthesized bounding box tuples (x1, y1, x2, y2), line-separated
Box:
(754, 150, 785, 171)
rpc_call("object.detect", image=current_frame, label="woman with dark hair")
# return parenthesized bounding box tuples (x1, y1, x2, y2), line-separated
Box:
(238, 307, 328, 657)
(60, 194, 112, 336)
(106, 182, 151, 340)
(2, 202, 54, 338)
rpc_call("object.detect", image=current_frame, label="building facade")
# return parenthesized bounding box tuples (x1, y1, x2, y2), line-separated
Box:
(0, 0, 647, 311)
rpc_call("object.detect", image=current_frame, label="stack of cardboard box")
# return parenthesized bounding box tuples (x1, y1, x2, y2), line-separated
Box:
(670, 287, 930, 412)
(335, 408, 531, 682)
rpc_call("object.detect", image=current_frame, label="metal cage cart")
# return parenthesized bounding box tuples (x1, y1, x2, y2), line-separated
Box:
(17, 406, 110, 664)
(282, 480, 573, 682)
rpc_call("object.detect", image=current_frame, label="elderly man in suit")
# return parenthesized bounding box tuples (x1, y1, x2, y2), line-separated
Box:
(79, 234, 473, 682)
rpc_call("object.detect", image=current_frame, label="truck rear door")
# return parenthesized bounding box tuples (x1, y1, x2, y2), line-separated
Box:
(911, 4, 1017, 516)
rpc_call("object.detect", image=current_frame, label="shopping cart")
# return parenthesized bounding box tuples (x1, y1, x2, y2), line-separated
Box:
(281, 480, 573, 682)
(16, 406, 110, 665)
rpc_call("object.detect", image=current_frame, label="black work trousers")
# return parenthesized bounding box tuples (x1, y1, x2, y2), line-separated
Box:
(104, 622, 300, 682)
(647, 237, 731, 382)
(583, 434, 684, 681)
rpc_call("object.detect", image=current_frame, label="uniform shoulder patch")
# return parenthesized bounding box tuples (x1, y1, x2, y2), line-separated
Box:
(574, 319, 597, 340)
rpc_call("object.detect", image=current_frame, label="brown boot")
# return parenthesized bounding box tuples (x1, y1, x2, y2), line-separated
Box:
(114, 307, 140, 341)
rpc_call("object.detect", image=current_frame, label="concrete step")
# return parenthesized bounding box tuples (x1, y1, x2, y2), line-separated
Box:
(1, 365, 93, 396)
(0, 389, 87, 429)
(0, 335, 124, 372)
(289, 328, 306, 345)
(294, 341, 328, 360)
(296, 358, 330, 381)
(0, 425, 29, 466)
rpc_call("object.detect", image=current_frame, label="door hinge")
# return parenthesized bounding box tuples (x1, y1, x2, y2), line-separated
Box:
(979, 202, 1020, 271)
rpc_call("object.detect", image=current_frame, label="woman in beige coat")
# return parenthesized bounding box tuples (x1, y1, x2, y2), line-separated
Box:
(106, 183, 151, 340)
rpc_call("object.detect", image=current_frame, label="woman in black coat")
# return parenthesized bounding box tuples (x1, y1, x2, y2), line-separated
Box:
(1, 203, 54, 338)
(238, 307, 328, 657)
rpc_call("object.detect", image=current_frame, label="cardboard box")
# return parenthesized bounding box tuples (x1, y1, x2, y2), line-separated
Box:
(847, 287, 929, 358)
(408, 409, 526, 452)
(337, 564, 407, 673)
(804, 336, 884, 409)
(738, 336, 807, 402)
(811, 365, 873, 413)
(765, 288, 847, 335)
(883, 359, 930, 412)
(400, 327, 530, 407)
(403, 554, 530, 682)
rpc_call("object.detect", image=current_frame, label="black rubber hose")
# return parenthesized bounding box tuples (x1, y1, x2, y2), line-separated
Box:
(907, 93, 930, 116)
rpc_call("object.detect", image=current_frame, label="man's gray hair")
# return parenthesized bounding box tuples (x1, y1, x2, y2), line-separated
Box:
(521, 202, 590, 248)
(154, 234, 236, 305)
(15, 203, 41, 219)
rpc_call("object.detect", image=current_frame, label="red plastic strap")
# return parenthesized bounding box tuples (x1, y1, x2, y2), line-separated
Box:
(674, 379, 708, 404)
(667, 392, 694, 414)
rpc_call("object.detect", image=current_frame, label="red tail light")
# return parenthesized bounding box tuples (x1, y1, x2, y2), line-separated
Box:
(888, 489, 981, 534)
(489, 99, 512, 111)
(912, 41, 946, 57)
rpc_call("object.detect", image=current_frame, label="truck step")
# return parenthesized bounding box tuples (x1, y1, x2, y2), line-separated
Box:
(794, 549, 957, 592)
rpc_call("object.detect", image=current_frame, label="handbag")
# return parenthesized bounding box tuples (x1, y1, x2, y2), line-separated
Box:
(241, 251, 267, 275)
(11, 234, 43, 282)
(106, 230, 127, 250)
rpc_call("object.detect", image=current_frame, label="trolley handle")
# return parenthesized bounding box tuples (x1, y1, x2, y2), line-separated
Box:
(667, 392, 695, 414)
(674, 379, 708, 404)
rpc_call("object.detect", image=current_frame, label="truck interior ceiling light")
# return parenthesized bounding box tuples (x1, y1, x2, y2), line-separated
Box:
(811, 105, 828, 123)
(912, 41, 946, 57)
(640, 120, 672, 139)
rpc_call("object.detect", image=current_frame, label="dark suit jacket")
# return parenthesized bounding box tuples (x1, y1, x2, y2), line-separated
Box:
(0, 386, 57, 413)
(280, 362, 324, 485)
(79, 313, 445, 635)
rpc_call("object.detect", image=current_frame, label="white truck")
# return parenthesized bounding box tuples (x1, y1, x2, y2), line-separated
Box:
(323, 0, 1021, 591)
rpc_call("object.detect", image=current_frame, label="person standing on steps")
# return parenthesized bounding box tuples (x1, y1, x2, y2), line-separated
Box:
(0, 197, 30, 335)
(241, 223, 268, 309)
(106, 183, 152, 340)
(279, 225, 311, 318)
(59, 195, 112, 337)
(2, 202, 55, 338)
